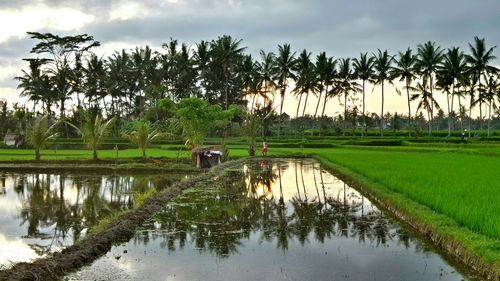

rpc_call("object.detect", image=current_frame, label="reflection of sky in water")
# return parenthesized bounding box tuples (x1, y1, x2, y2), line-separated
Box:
(69, 159, 472, 281)
(0, 173, 185, 269)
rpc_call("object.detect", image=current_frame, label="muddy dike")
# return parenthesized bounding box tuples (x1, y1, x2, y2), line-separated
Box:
(314, 156, 500, 281)
(0, 158, 199, 174)
(0, 158, 247, 281)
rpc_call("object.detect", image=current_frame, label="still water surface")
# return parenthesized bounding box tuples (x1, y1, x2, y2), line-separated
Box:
(69, 159, 472, 281)
(0, 172, 185, 268)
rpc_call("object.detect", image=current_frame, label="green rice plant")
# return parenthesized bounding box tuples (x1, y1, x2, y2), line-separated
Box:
(307, 147, 500, 239)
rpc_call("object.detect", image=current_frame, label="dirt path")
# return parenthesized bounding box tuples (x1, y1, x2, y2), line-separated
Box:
(0, 158, 246, 281)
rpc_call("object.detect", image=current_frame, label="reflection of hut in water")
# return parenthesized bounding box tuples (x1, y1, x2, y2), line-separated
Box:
(191, 146, 226, 168)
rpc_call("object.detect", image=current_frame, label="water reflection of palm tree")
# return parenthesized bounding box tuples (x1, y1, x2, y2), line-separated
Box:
(135, 159, 407, 259)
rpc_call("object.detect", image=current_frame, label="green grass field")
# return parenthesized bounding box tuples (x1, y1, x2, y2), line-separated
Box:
(305, 147, 500, 239)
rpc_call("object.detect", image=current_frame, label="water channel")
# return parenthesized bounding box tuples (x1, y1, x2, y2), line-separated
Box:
(0, 172, 187, 269)
(68, 158, 473, 281)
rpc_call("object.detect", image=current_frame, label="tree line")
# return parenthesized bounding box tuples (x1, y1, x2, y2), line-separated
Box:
(3, 32, 500, 146)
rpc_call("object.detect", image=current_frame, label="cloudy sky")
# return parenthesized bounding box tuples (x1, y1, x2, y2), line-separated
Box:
(0, 0, 499, 116)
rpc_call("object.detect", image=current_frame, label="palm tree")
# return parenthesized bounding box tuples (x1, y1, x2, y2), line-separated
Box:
(314, 52, 337, 118)
(409, 77, 441, 134)
(466, 36, 498, 130)
(373, 49, 393, 136)
(273, 44, 297, 125)
(438, 47, 468, 135)
(416, 41, 443, 134)
(484, 75, 499, 136)
(391, 48, 417, 136)
(338, 58, 360, 135)
(353, 52, 375, 136)
(26, 115, 60, 161)
(256, 50, 277, 108)
(292, 50, 316, 117)
(16, 59, 53, 114)
(70, 114, 116, 160)
(124, 120, 165, 158)
(320, 58, 338, 117)
(210, 35, 247, 109)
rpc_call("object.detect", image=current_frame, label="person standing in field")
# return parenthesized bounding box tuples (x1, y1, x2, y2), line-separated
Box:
(261, 140, 268, 157)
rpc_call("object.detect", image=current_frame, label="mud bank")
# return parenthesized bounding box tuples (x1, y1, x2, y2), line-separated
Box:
(0, 158, 198, 174)
(0, 158, 246, 281)
(314, 155, 500, 281)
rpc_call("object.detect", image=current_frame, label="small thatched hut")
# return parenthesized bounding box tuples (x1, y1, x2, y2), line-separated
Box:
(191, 145, 226, 168)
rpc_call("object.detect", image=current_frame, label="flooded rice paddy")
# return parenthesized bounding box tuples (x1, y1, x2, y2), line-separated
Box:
(68, 159, 472, 281)
(0, 172, 186, 268)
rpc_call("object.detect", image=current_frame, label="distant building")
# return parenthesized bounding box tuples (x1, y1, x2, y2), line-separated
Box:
(3, 133, 16, 147)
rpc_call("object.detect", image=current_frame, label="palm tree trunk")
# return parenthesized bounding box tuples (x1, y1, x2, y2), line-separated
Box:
(468, 93, 473, 138)
(479, 100, 483, 131)
(380, 81, 384, 136)
(406, 81, 411, 137)
(458, 95, 463, 132)
(278, 87, 286, 138)
(362, 80, 366, 137)
(447, 90, 451, 137)
(314, 90, 322, 118)
(296, 93, 303, 118)
(429, 75, 434, 134)
(488, 101, 492, 137)
(343, 93, 347, 136)
(321, 93, 328, 117)
(93, 148, 98, 161)
(302, 92, 309, 117)
(35, 148, 40, 161)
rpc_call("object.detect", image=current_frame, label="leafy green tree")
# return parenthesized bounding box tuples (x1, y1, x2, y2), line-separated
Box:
(26, 115, 60, 160)
(176, 97, 236, 148)
(26, 32, 100, 119)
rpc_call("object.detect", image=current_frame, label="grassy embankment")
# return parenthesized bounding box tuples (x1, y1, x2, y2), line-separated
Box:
(303, 146, 500, 278)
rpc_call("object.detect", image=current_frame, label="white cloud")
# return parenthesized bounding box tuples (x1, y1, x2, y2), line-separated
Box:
(110, 1, 149, 21)
(0, 4, 95, 44)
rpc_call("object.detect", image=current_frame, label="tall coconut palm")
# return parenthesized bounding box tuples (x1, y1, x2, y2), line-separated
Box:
(273, 44, 297, 137)
(409, 77, 441, 133)
(484, 75, 499, 136)
(314, 52, 337, 118)
(26, 115, 60, 161)
(273, 44, 297, 119)
(210, 35, 247, 109)
(338, 58, 360, 136)
(353, 52, 375, 136)
(16, 59, 53, 114)
(292, 50, 316, 117)
(466, 36, 498, 130)
(438, 47, 468, 134)
(416, 41, 443, 134)
(373, 49, 393, 136)
(391, 48, 417, 136)
(320, 58, 338, 117)
(256, 50, 277, 108)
